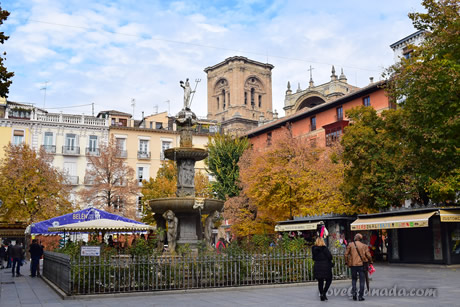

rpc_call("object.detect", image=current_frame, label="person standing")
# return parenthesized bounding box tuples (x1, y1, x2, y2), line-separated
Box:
(10, 242, 24, 277)
(29, 239, 43, 277)
(345, 233, 373, 301)
(312, 237, 333, 301)
(0, 244, 6, 269)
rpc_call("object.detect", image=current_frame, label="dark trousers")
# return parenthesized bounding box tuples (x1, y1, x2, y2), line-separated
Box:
(317, 277, 332, 295)
(12, 257, 21, 276)
(351, 266, 365, 298)
(31, 257, 40, 277)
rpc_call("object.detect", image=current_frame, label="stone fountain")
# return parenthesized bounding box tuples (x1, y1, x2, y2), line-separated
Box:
(149, 79, 224, 251)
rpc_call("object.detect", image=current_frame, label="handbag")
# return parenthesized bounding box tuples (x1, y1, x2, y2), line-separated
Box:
(368, 263, 376, 275)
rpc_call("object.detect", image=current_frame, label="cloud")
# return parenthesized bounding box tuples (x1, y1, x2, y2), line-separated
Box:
(3, 0, 424, 118)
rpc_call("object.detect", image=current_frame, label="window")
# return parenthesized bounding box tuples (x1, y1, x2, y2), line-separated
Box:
(222, 89, 226, 109)
(267, 132, 272, 146)
(138, 139, 150, 159)
(116, 137, 127, 158)
(137, 196, 143, 213)
(44, 132, 53, 146)
(156, 122, 163, 129)
(326, 127, 343, 146)
(139, 140, 148, 153)
(63, 162, 78, 185)
(336, 106, 343, 121)
(65, 134, 76, 150)
(89, 135, 98, 151)
(251, 88, 255, 107)
(12, 130, 24, 145)
(161, 141, 171, 160)
(137, 167, 144, 184)
(311, 116, 316, 131)
(363, 96, 371, 107)
(118, 118, 127, 126)
(43, 132, 55, 153)
(258, 95, 262, 108)
(244, 92, 247, 105)
(150, 122, 153, 129)
(116, 138, 126, 150)
(217, 97, 219, 109)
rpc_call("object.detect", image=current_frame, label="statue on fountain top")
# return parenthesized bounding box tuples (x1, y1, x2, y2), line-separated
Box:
(180, 78, 192, 110)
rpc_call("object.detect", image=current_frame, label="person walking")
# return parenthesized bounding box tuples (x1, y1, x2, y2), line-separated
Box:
(312, 237, 333, 301)
(345, 233, 373, 301)
(29, 239, 43, 277)
(10, 242, 24, 277)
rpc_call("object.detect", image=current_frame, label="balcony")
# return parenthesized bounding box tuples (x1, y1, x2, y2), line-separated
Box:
(86, 147, 100, 156)
(117, 150, 128, 158)
(41, 145, 56, 154)
(62, 146, 80, 155)
(137, 151, 151, 160)
(66, 176, 79, 185)
(84, 176, 95, 185)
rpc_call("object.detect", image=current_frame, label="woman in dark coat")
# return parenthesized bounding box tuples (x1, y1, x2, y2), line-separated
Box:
(312, 237, 333, 301)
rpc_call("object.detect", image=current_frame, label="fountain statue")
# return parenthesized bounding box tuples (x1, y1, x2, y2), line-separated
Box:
(149, 79, 224, 251)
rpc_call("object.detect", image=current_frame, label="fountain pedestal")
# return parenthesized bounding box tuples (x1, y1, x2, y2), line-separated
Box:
(149, 107, 224, 251)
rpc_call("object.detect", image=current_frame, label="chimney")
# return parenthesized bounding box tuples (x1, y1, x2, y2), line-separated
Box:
(369, 77, 374, 84)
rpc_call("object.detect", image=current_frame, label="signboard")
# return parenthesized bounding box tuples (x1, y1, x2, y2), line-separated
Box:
(351, 220, 429, 231)
(81, 246, 101, 257)
(275, 222, 318, 232)
(440, 210, 460, 222)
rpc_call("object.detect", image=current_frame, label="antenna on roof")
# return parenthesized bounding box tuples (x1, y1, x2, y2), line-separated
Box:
(40, 81, 50, 108)
(131, 98, 136, 117)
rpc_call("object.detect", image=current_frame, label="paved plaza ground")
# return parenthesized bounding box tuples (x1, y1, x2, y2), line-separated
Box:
(0, 262, 459, 307)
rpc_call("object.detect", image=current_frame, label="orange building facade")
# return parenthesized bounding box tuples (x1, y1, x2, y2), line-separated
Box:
(246, 81, 392, 149)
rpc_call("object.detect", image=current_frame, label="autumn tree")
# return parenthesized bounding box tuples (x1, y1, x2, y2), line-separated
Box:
(0, 5, 14, 97)
(0, 144, 72, 224)
(205, 133, 250, 200)
(78, 138, 139, 218)
(384, 0, 459, 203)
(230, 128, 359, 236)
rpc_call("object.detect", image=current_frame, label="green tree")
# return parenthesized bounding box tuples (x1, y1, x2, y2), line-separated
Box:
(205, 133, 250, 200)
(341, 107, 417, 209)
(385, 0, 459, 203)
(0, 144, 72, 223)
(0, 5, 14, 97)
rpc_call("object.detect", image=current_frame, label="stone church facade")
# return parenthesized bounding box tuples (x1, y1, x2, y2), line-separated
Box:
(204, 56, 275, 134)
(283, 66, 359, 116)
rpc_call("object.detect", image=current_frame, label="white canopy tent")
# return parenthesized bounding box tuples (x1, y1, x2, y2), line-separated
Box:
(48, 218, 154, 232)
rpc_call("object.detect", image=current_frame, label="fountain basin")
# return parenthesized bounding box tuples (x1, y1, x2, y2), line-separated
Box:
(149, 197, 224, 215)
(164, 147, 208, 161)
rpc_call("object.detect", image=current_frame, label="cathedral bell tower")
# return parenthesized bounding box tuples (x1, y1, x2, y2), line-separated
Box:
(204, 56, 274, 135)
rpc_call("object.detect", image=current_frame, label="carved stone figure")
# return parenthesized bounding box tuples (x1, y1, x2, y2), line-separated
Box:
(163, 210, 178, 252)
(204, 211, 220, 248)
(180, 78, 192, 110)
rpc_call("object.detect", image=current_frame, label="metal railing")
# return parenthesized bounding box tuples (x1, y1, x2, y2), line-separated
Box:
(41, 145, 56, 154)
(86, 147, 100, 156)
(66, 175, 79, 185)
(58, 252, 349, 295)
(62, 146, 80, 155)
(43, 252, 72, 294)
(137, 151, 151, 160)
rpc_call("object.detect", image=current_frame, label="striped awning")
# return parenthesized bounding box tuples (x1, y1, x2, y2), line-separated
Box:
(440, 210, 460, 222)
(351, 211, 436, 230)
(275, 222, 319, 232)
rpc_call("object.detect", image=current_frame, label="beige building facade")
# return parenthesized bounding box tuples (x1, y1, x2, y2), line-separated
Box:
(204, 56, 275, 134)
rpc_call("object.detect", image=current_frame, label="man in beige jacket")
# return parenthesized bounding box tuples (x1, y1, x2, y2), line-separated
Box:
(344, 233, 373, 301)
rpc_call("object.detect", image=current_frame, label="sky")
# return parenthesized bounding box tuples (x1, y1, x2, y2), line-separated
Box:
(2, 0, 424, 119)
